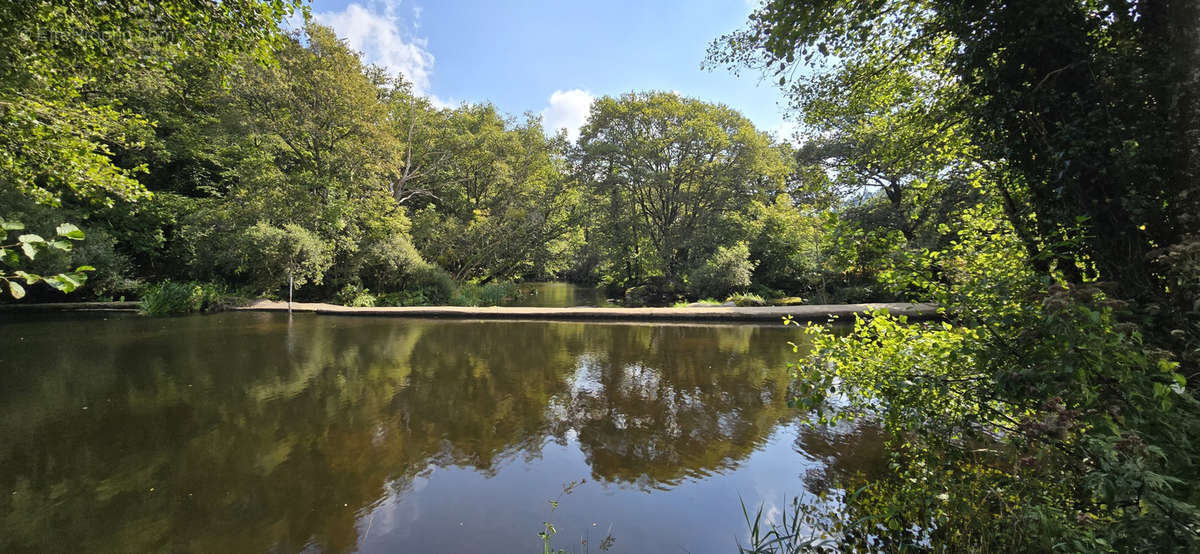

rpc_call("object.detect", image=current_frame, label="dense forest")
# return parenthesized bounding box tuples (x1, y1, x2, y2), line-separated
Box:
(3, 0, 1200, 551)
(2, 5, 883, 309)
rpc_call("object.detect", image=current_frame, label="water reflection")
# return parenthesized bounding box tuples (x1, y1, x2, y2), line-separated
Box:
(0, 312, 878, 553)
(502, 282, 610, 307)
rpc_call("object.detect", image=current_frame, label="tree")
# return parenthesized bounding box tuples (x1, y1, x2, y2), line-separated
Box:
(232, 222, 332, 296)
(712, 0, 1200, 549)
(575, 92, 788, 286)
(410, 105, 582, 283)
(0, 0, 298, 208)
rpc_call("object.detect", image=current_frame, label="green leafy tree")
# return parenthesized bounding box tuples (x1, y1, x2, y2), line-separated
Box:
(715, 0, 1200, 550)
(411, 105, 582, 282)
(0, 0, 298, 208)
(688, 242, 755, 299)
(232, 222, 332, 296)
(576, 91, 788, 286)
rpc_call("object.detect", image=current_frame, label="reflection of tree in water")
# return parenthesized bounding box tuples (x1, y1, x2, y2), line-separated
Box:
(0, 315, 825, 553)
(792, 421, 888, 495)
(556, 325, 803, 488)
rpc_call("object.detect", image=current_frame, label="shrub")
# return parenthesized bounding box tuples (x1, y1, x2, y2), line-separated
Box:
(334, 284, 376, 307)
(449, 281, 519, 307)
(671, 298, 723, 308)
(727, 293, 766, 306)
(406, 265, 455, 305)
(478, 281, 517, 306)
(139, 281, 229, 316)
(233, 222, 333, 296)
(376, 290, 427, 306)
(688, 242, 755, 299)
(358, 233, 425, 291)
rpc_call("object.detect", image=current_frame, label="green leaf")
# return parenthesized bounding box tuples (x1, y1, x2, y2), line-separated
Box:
(18, 234, 46, 259)
(8, 280, 24, 299)
(0, 219, 24, 231)
(56, 223, 85, 240)
(48, 239, 73, 252)
(14, 271, 40, 285)
(44, 275, 76, 293)
(20, 241, 38, 260)
(75, 265, 96, 272)
(59, 272, 86, 289)
(1, 249, 18, 266)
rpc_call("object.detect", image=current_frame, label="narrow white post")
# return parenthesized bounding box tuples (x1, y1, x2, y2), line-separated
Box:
(288, 272, 294, 312)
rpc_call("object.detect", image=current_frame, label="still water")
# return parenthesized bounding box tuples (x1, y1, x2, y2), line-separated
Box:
(502, 282, 611, 308)
(0, 312, 881, 553)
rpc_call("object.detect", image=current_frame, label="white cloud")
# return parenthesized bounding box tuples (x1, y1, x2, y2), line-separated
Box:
(540, 89, 595, 142)
(312, 1, 436, 97)
(769, 120, 800, 145)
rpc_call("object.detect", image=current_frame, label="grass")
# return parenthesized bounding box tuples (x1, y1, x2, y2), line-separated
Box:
(139, 281, 239, 316)
(737, 494, 847, 554)
(771, 296, 807, 306)
(672, 298, 724, 308)
(727, 293, 766, 307)
(450, 281, 519, 306)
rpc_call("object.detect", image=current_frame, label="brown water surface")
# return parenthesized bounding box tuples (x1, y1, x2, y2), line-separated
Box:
(0, 312, 881, 553)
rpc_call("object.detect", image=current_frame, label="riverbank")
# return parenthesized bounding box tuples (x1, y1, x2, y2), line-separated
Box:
(0, 299, 939, 322)
(0, 301, 141, 312)
(234, 299, 938, 322)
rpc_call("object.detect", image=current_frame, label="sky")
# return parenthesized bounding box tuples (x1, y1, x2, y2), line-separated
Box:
(298, 0, 795, 142)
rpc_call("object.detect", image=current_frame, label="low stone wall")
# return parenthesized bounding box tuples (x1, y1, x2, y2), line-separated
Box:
(0, 301, 139, 312)
(234, 299, 939, 323)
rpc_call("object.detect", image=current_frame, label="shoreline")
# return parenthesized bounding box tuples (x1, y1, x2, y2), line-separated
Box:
(0, 299, 939, 323)
(235, 299, 938, 322)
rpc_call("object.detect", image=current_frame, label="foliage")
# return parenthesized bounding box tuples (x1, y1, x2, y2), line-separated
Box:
(404, 266, 457, 305)
(671, 298, 724, 308)
(576, 91, 789, 286)
(727, 293, 766, 307)
(737, 195, 822, 294)
(0, 0, 298, 209)
(449, 281, 519, 307)
(0, 219, 93, 299)
(230, 222, 332, 296)
(138, 281, 230, 316)
(737, 493, 858, 553)
(408, 105, 582, 283)
(713, 0, 1200, 549)
(334, 284, 376, 308)
(688, 242, 756, 300)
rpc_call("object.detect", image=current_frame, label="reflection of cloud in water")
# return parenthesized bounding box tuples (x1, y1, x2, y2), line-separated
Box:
(0, 313, 882, 554)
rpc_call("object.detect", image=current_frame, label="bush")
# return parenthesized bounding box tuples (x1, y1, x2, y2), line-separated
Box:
(624, 276, 681, 307)
(358, 233, 425, 291)
(450, 281, 519, 307)
(139, 281, 230, 316)
(376, 290, 427, 306)
(688, 242, 755, 299)
(233, 222, 333, 295)
(479, 281, 517, 306)
(727, 293, 766, 306)
(334, 284, 376, 307)
(406, 266, 456, 305)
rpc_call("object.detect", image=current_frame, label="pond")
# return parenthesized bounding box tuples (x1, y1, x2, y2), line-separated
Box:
(0, 312, 882, 553)
(502, 282, 611, 308)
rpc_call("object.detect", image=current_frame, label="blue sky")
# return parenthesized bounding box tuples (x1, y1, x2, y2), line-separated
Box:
(302, 0, 794, 141)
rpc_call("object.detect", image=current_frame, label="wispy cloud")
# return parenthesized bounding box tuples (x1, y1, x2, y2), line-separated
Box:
(770, 120, 800, 145)
(540, 89, 595, 142)
(311, 1, 436, 98)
